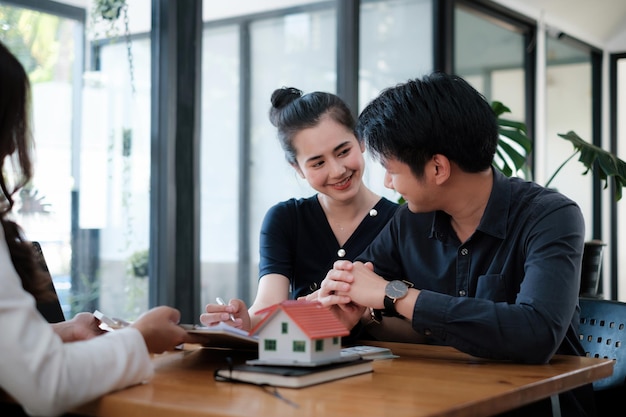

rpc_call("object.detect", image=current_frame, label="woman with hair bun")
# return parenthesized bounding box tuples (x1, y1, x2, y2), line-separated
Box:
(201, 87, 398, 331)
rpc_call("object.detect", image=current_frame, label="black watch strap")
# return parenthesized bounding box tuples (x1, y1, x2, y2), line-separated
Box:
(383, 295, 402, 318)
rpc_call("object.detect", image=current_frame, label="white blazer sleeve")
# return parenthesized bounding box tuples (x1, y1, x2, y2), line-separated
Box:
(0, 227, 154, 417)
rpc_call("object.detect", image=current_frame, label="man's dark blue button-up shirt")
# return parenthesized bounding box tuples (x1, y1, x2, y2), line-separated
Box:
(358, 168, 585, 364)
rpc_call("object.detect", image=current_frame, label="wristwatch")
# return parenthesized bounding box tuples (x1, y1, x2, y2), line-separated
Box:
(383, 280, 412, 317)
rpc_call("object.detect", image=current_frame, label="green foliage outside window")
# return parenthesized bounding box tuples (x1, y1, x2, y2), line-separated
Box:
(0, 6, 63, 83)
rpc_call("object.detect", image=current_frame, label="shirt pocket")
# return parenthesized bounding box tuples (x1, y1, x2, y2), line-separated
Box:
(475, 274, 506, 301)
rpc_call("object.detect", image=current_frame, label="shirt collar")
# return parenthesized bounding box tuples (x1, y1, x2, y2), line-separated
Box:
(477, 168, 509, 239)
(430, 167, 510, 242)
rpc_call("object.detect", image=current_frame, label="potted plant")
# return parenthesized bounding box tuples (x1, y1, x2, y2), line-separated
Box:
(128, 249, 148, 278)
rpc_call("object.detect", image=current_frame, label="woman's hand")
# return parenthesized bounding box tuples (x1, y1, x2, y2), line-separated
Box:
(52, 312, 106, 342)
(330, 301, 367, 330)
(131, 306, 190, 353)
(298, 288, 365, 330)
(200, 298, 250, 330)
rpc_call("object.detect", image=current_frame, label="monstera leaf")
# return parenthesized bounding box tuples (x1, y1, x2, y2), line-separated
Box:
(548, 131, 626, 201)
(491, 101, 532, 177)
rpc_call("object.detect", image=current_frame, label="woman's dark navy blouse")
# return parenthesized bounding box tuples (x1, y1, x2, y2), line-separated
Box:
(258, 196, 398, 299)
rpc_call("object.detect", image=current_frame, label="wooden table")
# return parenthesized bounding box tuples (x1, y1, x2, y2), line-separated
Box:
(66, 341, 612, 417)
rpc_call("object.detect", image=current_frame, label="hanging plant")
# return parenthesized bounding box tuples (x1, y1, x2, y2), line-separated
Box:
(93, 0, 126, 22)
(90, 0, 136, 94)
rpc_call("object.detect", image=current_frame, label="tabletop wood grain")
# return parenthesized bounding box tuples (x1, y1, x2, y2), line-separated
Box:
(65, 341, 614, 417)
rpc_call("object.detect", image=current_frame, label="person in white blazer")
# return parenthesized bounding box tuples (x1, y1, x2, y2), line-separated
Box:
(0, 40, 195, 417)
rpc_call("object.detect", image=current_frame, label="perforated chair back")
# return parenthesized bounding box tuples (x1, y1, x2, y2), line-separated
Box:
(578, 297, 626, 390)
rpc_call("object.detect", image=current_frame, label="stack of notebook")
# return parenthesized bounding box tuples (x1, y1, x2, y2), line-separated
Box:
(214, 357, 373, 388)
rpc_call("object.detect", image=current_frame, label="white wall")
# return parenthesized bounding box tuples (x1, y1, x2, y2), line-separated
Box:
(607, 27, 626, 52)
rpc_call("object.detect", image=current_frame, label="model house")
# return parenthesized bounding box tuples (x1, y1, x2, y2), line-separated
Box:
(249, 300, 350, 364)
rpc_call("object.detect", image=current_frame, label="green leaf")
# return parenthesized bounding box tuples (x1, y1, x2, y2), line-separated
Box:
(496, 138, 528, 171)
(558, 131, 626, 201)
(493, 100, 626, 201)
(492, 101, 532, 176)
(499, 127, 532, 153)
(491, 101, 511, 117)
(498, 118, 528, 134)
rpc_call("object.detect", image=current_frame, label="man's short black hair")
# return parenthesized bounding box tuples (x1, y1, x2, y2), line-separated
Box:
(356, 72, 498, 178)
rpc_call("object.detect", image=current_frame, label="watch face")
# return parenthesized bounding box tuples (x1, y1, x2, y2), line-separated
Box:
(385, 280, 409, 299)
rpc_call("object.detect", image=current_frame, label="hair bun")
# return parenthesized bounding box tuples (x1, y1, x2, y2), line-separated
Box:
(270, 87, 302, 109)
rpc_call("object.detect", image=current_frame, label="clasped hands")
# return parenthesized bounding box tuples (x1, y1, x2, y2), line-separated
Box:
(300, 260, 388, 330)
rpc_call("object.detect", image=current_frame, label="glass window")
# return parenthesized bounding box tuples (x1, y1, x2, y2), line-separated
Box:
(359, 0, 433, 107)
(79, 0, 152, 320)
(360, 0, 433, 200)
(92, 35, 152, 319)
(2, 0, 152, 322)
(293, 340, 306, 352)
(200, 24, 240, 308)
(1, 3, 82, 319)
(315, 339, 324, 351)
(454, 5, 526, 121)
(544, 36, 593, 241)
(264, 339, 277, 351)
(247, 6, 337, 299)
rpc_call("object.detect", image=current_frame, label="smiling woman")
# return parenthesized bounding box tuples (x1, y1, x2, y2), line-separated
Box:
(199, 87, 399, 334)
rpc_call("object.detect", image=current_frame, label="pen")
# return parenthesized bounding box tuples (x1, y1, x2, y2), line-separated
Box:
(216, 297, 237, 322)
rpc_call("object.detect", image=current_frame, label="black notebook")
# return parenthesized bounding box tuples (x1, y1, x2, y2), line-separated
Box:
(214, 358, 373, 388)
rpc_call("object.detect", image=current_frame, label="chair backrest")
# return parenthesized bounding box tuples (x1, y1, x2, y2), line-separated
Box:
(32, 241, 65, 323)
(578, 297, 626, 390)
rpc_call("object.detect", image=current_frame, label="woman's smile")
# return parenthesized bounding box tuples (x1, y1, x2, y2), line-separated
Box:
(329, 174, 353, 190)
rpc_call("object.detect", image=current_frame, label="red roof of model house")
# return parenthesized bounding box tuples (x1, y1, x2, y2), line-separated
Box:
(249, 300, 350, 339)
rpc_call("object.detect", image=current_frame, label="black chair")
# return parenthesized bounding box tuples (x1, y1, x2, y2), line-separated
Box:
(32, 241, 65, 323)
(578, 297, 626, 415)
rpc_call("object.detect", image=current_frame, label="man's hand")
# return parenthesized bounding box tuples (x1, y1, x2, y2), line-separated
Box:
(319, 260, 387, 309)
